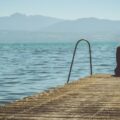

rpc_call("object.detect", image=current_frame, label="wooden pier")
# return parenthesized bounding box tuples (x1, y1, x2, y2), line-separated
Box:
(0, 74, 120, 120)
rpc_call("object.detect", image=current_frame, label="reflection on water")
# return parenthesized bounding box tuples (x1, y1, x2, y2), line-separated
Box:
(0, 41, 118, 105)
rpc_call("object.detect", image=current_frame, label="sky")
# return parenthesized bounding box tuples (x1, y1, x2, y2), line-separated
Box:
(0, 0, 120, 20)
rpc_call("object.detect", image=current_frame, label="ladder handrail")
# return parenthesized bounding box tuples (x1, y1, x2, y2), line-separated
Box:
(67, 39, 93, 83)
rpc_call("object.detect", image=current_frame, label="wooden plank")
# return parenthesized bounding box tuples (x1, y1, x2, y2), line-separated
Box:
(0, 74, 120, 120)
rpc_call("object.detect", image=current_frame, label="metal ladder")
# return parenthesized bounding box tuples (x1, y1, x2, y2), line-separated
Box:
(67, 39, 93, 83)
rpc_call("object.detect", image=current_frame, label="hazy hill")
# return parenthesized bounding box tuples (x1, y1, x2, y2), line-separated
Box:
(0, 14, 120, 42)
(44, 17, 120, 33)
(0, 13, 63, 31)
(1, 14, 120, 33)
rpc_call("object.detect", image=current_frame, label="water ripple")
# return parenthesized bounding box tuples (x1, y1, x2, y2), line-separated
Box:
(0, 41, 118, 105)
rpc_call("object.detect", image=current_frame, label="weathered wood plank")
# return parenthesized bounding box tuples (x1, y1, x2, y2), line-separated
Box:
(0, 74, 120, 120)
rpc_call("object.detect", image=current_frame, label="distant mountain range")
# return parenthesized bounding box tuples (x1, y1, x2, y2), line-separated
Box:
(0, 13, 120, 42)
(0, 13, 63, 31)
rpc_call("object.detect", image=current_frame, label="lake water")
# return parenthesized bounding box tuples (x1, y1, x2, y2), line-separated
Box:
(0, 41, 119, 105)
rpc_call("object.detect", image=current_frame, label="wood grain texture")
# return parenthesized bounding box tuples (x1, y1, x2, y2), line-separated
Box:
(0, 74, 120, 120)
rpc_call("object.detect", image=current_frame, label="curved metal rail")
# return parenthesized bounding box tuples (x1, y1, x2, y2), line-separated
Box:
(67, 39, 93, 83)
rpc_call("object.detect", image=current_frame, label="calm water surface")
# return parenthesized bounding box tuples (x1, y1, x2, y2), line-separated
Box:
(0, 41, 119, 105)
